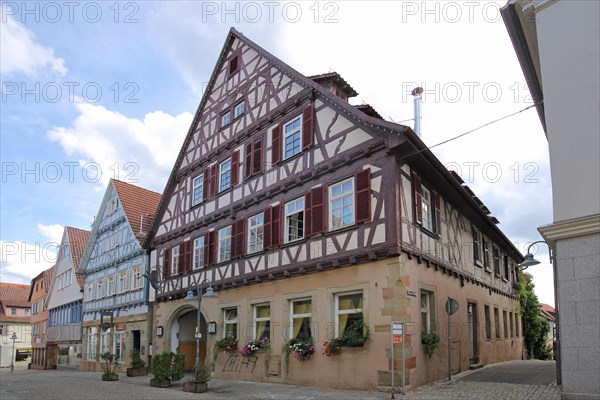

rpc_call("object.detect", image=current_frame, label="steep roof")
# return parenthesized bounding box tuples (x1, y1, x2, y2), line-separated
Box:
(112, 179, 162, 242)
(309, 72, 359, 97)
(43, 266, 55, 290)
(28, 265, 56, 301)
(143, 28, 524, 261)
(0, 283, 31, 322)
(66, 226, 90, 270)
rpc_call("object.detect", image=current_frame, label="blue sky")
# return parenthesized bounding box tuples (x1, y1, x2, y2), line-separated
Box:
(1, 1, 554, 304)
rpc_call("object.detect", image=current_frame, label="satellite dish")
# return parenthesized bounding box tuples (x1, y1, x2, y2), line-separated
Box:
(144, 270, 160, 290)
(445, 298, 459, 315)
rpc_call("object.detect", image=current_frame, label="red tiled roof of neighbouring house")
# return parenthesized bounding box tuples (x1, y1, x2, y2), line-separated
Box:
(540, 303, 556, 321)
(112, 179, 162, 243)
(65, 226, 90, 271)
(0, 283, 31, 322)
(43, 265, 55, 290)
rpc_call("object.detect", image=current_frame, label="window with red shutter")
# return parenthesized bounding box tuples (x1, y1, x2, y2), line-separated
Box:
(263, 207, 272, 249)
(210, 164, 218, 196)
(413, 172, 423, 224)
(178, 242, 186, 274)
(304, 191, 312, 236)
(204, 231, 216, 266)
(310, 187, 325, 235)
(271, 125, 281, 165)
(355, 169, 371, 223)
(253, 138, 262, 174)
(302, 103, 314, 150)
(203, 168, 210, 200)
(163, 248, 171, 279)
(271, 204, 281, 247)
(244, 143, 253, 179)
(232, 219, 245, 259)
(231, 150, 240, 186)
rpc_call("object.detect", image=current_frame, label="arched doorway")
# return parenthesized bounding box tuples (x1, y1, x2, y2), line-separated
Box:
(169, 306, 207, 371)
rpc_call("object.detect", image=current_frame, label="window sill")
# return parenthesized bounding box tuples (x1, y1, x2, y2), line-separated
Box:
(326, 223, 356, 236)
(418, 225, 440, 239)
(282, 150, 303, 165)
(484, 268, 492, 274)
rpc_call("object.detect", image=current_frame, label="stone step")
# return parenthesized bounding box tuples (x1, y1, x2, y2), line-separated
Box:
(469, 363, 484, 370)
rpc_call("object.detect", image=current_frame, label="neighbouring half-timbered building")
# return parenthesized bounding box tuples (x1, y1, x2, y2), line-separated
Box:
(79, 179, 161, 372)
(144, 28, 524, 390)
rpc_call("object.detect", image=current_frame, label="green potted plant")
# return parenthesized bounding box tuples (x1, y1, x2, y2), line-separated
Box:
(126, 349, 148, 377)
(288, 338, 315, 361)
(239, 337, 270, 357)
(421, 331, 441, 358)
(100, 352, 119, 381)
(150, 351, 185, 387)
(215, 337, 238, 354)
(322, 319, 370, 357)
(182, 363, 212, 393)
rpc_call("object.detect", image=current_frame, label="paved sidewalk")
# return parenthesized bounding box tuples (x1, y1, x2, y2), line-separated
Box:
(0, 361, 561, 400)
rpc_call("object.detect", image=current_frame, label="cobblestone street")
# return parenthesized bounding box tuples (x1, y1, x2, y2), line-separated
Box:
(0, 361, 561, 400)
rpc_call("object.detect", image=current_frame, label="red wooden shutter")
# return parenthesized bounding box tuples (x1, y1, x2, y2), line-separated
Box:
(302, 103, 314, 150)
(413, 172, 423, 224)
(163, 248, 171, 278)
(271, 125, 281, 165)
(433, 191, 441, 234)
(271, 204, 281, 248)
(203, 169, 210, 200)
(204, 231, 216, 266)
(253, 138, 263, 174)
(178, 243, 186, 274)
(185, 241, 193, 273)
(244, 143, 253, 179)
(210, 164, 218, 196)
(310, 186, 325, 235)
(232, 219, 245, 259)
(263, 207, 272, 249)
(304, 191, 312, 237)
(355, 169, 371, 223)
(231, 150, 240, 186)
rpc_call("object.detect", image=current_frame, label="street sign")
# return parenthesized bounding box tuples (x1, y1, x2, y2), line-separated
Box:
(393, 335, 402, 344)
(445, 298, 459, 315)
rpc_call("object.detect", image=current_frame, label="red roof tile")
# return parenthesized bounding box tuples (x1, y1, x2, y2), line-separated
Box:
(66, 226, 90, 271)
(0, 283, 31, 320)
(112, 179, 161, 244)
(43, 266, 55, 290)
(540, 303, 556, 321)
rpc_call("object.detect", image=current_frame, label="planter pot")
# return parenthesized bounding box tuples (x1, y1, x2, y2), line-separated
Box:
(126, 367, 148, 377)
(150, 378, 172, 388)
(182, 382, 208, 393)
(102, 374, 119, 381)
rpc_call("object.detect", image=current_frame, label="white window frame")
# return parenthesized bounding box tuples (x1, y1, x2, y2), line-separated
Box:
(108, 198, 118, 214)
(218, 226, 232, 263)
(171, 245, 180, 276)
(247, 213, 264, 254)
(87, 282, 95, 301)
(219, 158, 232, 192)
(192, 174, 204, 207)
(284, 197, 304, 243)
(97, 278, 104, 298)
(117, 271, 128, 293)
(107, 275, 115, 296)
(113, 330, 126, 363)
(131, 266, 143, 290)
(253, 303, 271, 340)
(328, 178, 355, 231)
(223, 308, 238, 339)
(421, 186, 433, 231)
(290, 298, 312, 340)
(283, 115, 302, 160)
(221, 111, 231, 127)
(334, 291, 363, 337)
(100, 327, 111, 355)
(420, 289, 435, 333)
(87, 327, 98, 360)
(234, 101, 245, 118)
(193, 237, 205, 270)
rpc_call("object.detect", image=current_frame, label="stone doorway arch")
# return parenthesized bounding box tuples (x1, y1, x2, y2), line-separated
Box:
(166, 304, 208, 371)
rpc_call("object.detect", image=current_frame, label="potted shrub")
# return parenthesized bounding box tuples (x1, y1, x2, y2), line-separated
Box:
(421, 331, 441, 358)
(288, 338, 315, 361)
(100, 352, 119, 381)
(126, 349, 148, 377)
(182, 363, 212, 393)
(150, 351, 185, 388)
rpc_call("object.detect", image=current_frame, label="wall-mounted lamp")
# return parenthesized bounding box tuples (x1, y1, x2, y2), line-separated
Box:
(156, 326, 163, 337)
(517, 240, 553, 270)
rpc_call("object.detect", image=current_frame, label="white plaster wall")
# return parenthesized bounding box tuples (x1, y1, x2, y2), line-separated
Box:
(537, 0, 600, 223)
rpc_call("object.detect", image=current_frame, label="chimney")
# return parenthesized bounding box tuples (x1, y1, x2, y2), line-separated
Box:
(412, 87, 423, 137)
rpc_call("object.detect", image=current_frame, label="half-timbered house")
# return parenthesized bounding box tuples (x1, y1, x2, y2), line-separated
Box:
(79, 179, 161, 372)
(144, 28, 524, 390)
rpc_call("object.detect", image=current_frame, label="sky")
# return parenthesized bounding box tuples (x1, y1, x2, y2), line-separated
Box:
(0, 1, 555, 306)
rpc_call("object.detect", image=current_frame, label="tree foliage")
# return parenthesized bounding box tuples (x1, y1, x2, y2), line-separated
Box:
(517, 272, 551, 359)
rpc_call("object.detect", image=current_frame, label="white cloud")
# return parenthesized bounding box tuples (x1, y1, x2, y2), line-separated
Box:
(47, 101, 193, 192)
(36, 223, 64, 246)
(0, 10, 67, 77)
(0, 240, 58, 285)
